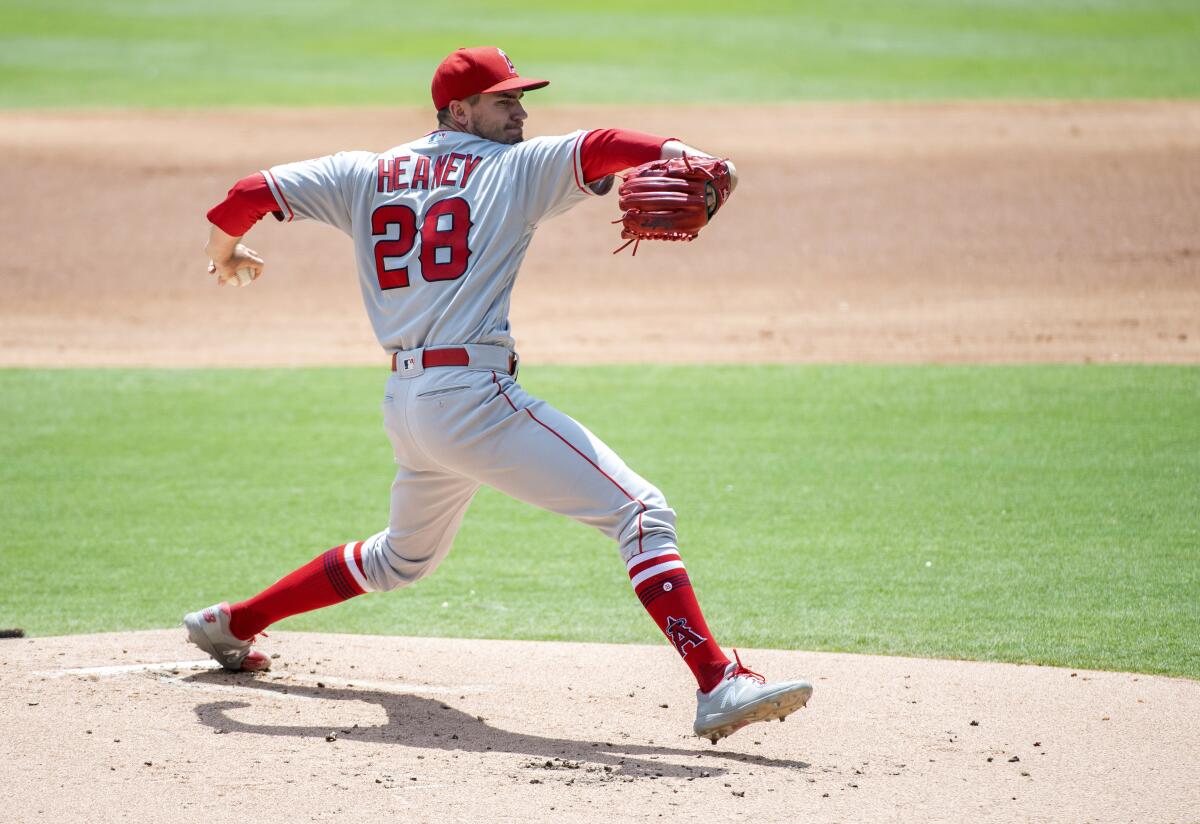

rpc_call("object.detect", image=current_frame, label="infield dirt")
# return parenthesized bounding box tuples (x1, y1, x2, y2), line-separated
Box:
(1, 103, 1198, 822)
(4, 631, 1200, 823)
(1, 102, 1198, 366)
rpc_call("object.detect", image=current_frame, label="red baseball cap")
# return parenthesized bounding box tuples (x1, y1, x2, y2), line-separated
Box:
(431, 47, 549, 110)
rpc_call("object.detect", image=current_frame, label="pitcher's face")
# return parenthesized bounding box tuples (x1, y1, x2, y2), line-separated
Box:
(461, 91, 528, 144)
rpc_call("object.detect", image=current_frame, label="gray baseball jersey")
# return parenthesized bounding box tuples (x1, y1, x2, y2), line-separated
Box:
(262, 129, 599, 353)
(257, 126, 677, 591)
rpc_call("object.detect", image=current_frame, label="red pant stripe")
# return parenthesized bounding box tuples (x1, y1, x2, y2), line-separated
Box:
(492, 371, 650, 552)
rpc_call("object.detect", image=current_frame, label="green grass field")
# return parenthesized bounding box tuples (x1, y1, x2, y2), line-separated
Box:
(2, 366, 1197, 677)
(2, 0, 1199, 106)
(1, 2, 1197, 681)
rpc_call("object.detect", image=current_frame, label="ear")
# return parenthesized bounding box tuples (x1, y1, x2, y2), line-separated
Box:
(449, 100, 470, 128)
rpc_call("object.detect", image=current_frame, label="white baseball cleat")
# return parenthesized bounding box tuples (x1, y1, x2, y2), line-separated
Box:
(183, 602, 271, 672)
(693, 651, 812, 744)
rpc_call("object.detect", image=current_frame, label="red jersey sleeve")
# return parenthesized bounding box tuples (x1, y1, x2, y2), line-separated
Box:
(579, 129, 671, 183)
(206, 172, 283, 237)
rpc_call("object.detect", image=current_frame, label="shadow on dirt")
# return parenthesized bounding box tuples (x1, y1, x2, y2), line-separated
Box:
(187, 671, 810, 780)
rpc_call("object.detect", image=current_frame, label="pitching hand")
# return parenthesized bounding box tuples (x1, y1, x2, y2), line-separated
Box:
(208, 243, 265, 287)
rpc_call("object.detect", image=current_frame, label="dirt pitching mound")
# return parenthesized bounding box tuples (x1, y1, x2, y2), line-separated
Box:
(2, 630, 1197, 823)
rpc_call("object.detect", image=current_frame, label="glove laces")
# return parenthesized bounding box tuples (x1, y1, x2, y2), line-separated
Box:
(611, 234, 642, 256)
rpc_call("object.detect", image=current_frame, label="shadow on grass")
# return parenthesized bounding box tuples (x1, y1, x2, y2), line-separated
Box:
(187, 670, 810, 781)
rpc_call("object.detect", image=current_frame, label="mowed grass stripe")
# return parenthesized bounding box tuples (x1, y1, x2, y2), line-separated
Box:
(1, 0, 1199, 106)
(0, 366, 1197, 678)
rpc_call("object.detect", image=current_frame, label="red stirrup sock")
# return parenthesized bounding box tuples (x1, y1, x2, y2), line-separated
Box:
(627, 548, 731, 693)
(228, 542, 371, 640)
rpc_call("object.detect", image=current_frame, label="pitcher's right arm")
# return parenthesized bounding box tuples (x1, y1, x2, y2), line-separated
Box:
(205, 173, 278, 287)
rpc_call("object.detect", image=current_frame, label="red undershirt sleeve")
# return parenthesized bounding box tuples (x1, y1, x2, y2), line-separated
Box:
(206, 172, 284, 237)
(579, 129, 672, 183)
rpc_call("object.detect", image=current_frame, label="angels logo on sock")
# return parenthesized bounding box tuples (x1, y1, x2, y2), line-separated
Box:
(665, 616, 707, 657)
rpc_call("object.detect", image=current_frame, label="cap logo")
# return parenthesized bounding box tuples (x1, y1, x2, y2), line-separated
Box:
(497, 48, 517, 76)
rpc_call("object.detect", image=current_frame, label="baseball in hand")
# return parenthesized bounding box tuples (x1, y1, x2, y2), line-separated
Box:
(233, 266, 255, 287)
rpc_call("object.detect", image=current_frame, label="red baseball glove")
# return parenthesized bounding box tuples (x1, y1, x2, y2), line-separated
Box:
(613, 155, 733, 254)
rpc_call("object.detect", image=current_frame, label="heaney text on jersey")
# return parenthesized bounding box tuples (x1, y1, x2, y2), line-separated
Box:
(377, 152, 485, 194)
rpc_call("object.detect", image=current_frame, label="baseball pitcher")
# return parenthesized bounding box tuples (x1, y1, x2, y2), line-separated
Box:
(185, 46, 812, 744)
